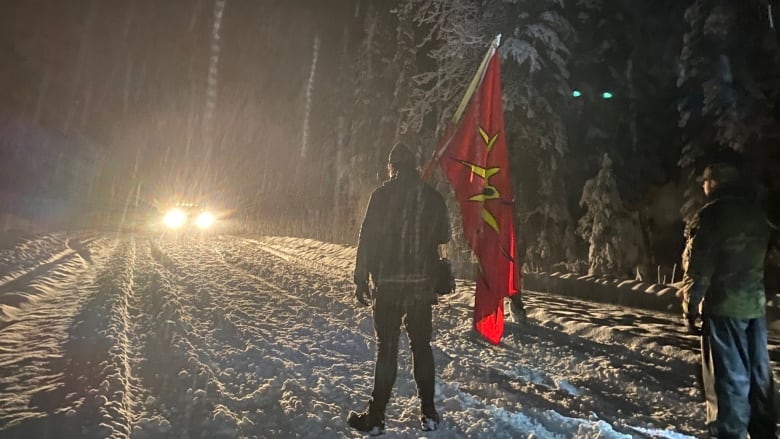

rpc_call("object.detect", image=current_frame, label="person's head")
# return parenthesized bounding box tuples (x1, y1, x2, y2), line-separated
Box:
(699, 163, 740, 196)
(387, 142, 417, 177)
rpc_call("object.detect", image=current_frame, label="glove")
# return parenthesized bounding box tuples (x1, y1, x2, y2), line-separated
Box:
(681, 283, 705, 317)
(683, 313, 701, 336)
(355, 283, 373, 307)
(681, 282, 705, 336)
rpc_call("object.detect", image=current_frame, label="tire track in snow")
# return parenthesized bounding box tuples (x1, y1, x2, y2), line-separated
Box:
(48, 239, 142, 438)
(0, 235, 101, 327)
(0, 233, 69, 284)
(149, 238, 297, 437)
(0, 236, 115, 436)
(127, 238, 249, 439)
(0, 234, 99, 288)
(153, 237, 379, 437)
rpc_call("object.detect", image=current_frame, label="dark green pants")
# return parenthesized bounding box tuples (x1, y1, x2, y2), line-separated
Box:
(369, 283, 436, 418)
(701, 315, 777, 439)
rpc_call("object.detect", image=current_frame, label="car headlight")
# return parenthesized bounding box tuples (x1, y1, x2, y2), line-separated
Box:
(195, 211, 215, 229)
(163, 209, 187, 229)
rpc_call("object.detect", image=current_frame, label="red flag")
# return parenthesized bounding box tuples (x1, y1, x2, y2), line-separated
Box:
(438, 52, 520, 345)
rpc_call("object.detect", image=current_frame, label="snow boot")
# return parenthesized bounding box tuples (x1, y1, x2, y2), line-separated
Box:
(509, 295, 527, 324)
(347, 410, 385, 436)
(420, 409, 440, 431)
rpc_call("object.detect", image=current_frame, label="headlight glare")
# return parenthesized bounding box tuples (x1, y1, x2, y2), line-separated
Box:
(195, 211, 215, 229)
(163, 209, 187, 229)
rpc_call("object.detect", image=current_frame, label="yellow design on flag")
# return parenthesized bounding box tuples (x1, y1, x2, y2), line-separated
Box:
(456, 127, 503, 233)
(479, 127, 499, 152)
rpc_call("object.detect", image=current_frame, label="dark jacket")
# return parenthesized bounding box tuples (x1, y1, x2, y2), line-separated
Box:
(682, 183, 770, 318)
(354, 170, 450, 287)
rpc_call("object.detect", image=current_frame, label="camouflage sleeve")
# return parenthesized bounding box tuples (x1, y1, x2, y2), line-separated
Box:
(681, 206, 718, 315)
(354, 191, 380, 286)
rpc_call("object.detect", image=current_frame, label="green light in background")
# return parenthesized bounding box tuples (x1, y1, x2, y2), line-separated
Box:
(572, 89, 582, 98)
(602, 91, 613, 100)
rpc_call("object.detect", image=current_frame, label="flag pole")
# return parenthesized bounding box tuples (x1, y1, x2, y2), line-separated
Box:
(451, 34, 502, 127)
(422, 34, 501, 179)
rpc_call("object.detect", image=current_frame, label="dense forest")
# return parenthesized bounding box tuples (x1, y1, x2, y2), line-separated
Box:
(292, 0, 780, 285)
(0, 0, 778, 286)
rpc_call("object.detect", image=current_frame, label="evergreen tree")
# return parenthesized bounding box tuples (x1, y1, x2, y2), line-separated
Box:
(678, 0, 780, 223)
(577, 154, 648, 278)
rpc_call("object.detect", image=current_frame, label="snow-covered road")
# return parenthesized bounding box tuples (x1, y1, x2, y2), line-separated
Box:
(0, 233, 777, 438)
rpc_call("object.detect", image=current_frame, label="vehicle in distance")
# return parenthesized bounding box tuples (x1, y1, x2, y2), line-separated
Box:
(160, 202, 218, 231)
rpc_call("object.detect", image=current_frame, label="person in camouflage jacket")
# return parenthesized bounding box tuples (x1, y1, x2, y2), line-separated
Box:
(681, 163, 777, 438)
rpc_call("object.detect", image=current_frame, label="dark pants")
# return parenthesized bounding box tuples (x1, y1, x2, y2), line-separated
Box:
(369, 283, 436, 418)
(701, 315, 777, 439)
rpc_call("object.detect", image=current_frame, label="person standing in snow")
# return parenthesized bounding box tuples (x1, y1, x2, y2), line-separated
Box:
(349, 142, 451, 435)
(681, 162, 777, 438)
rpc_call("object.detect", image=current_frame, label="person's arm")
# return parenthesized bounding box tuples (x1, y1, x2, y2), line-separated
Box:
(681, 206, 718, 320)
(354, 191, 381, 287)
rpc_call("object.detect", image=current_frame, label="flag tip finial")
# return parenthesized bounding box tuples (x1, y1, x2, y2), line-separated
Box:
(495, 34, 502, 47)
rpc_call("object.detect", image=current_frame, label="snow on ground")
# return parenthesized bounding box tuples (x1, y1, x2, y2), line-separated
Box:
(0, 233, 777, 438)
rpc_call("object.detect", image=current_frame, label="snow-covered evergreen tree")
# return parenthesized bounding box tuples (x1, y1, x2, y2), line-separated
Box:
(577, 154, 648, 278)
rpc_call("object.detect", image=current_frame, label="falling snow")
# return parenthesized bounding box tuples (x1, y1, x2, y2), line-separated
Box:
(0, 2, 779, 437)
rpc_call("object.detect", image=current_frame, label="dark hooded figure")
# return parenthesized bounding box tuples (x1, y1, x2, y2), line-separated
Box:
(681, 163, 777, 438)
(348, 142, 450, 435)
